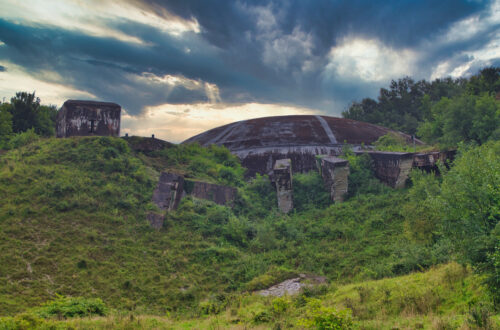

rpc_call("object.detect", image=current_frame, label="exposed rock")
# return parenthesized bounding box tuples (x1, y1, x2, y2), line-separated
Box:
(188, 181, 237, 206)
(317, 156, 349, 202)
(258, 274, 327, 297)
(56, 100, 121, 138)
(273, 159, 293, 213)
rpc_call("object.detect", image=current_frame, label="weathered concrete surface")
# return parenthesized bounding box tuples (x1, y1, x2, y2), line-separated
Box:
(413, 150, 456, 173)
(317, 156, 349, 202)
(182, 115, 420, 176)
(56, 100, 121, 138)
(360, 151, 414, 188)
(189, 181, 237, 206)
(146, 213, 164, 230)
(258, 274, 327, 297)
(273, 159, 293, 213)
(152, 172, 185, 211)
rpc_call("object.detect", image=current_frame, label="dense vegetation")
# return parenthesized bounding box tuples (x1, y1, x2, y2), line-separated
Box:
(343, 67, 500, 148)
(0, 135, 498, 328)
(0, 92, 57, 148)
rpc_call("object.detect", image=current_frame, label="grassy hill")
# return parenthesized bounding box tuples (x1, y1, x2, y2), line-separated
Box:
(0, 136, 498, 329)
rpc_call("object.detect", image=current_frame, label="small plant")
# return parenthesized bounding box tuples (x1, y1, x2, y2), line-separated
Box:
(36, 296, 107, 319)
(298, 298, 353, 329)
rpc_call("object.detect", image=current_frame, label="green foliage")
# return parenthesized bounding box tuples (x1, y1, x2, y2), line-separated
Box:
(233, 174, 276, 219)
(418, 94, 500, 147)
(439, 141, 500, 264)
(343, 67, 500, 147)
(298, 298, 353, 329)
(342, 150, 390, 197)
(245, 266, 298, 291)
(36, 296, 107, 319)
(343, 76, 466, 135)
(4, 128, 39, 149)
(7, 92, 57, 136)
(293, 171, 330, 212)
(152, 142, 245, 186)
(0, 104, 13, 148)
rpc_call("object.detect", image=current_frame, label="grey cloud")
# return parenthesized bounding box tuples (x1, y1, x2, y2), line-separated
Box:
(0, 0, 497, 118)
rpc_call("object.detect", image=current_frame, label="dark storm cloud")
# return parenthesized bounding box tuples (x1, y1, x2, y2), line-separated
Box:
(0, 0, 497, 115)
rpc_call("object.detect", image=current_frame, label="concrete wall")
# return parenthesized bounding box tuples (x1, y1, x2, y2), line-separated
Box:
(56, 100, 121, 138)
(360, 151, 414, 188)
(188, 181, 237, 206)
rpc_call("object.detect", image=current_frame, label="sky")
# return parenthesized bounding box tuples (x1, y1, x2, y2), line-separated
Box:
(0, 0, 499, 142)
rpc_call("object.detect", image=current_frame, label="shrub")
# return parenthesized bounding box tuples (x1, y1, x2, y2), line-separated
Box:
(36, 296, 107, 319)
(298, 298, 353, 329)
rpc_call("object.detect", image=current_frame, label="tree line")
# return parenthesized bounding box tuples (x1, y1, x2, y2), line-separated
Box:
(0, 92, 57, 148)
(342, 67, 500, 148)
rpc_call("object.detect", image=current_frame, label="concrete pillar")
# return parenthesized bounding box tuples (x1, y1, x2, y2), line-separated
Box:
(317, 156, 349, 202)
(273, 159, 293, 213)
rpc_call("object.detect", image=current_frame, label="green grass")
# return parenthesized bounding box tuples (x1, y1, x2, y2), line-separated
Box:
(2, 263, 497, 329)
(0, 136, 497, 328)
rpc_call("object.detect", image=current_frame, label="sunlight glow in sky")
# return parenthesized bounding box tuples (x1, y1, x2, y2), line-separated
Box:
(0, 0, 499, 141)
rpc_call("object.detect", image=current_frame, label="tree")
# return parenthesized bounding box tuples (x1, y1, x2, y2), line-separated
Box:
(0, 102, 13, 147)
(10, 91, 40, 133)
(8, 92, 57, 137)
(417, 94, 500, 147)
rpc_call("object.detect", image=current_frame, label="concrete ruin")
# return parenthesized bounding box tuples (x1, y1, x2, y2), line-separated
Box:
(183, 115, 455, 212)
(152, 172, 185, 212)
(273, 159, 293, 213)
(148, 172, 237, 228)
(183, 115, 418, 177)
(56, 100, 121, 138)
(359, 151, 414, 189)
(317, 156, 350, 202)
(188, 181, 237, 206)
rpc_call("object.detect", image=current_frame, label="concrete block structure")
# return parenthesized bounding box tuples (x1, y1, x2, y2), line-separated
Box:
(188, 181, 237, 206)
(360, 151, 414, 188)
(273, 159, 293, 213)
(56, 100, 121, 138)
(317, 156, 350, 202)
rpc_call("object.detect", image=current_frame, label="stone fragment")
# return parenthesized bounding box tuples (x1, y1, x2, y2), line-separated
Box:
(317, 155, 349, 202)
(273, 159, 293, 213)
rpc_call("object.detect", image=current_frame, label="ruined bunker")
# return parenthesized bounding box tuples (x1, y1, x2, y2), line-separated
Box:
(182, 115, 418, 177)
(56, 100, 121, 138)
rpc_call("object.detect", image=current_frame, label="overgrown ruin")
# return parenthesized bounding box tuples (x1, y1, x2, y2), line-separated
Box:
(56, 100, 121, 138)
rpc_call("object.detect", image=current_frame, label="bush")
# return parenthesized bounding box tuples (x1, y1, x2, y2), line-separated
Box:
(6, 128, 39, 149)
(293, 171, 330, 211)
(36, 296, 107, 319)
(298, 298, 353, 329)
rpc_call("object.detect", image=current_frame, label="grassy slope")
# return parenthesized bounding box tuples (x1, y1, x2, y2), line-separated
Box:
(4, 263, 499, 329)
(0, 136, 497, 328)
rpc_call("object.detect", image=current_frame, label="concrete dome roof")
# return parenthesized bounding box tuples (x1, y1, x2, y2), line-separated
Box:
(182, 115, 414, 150)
